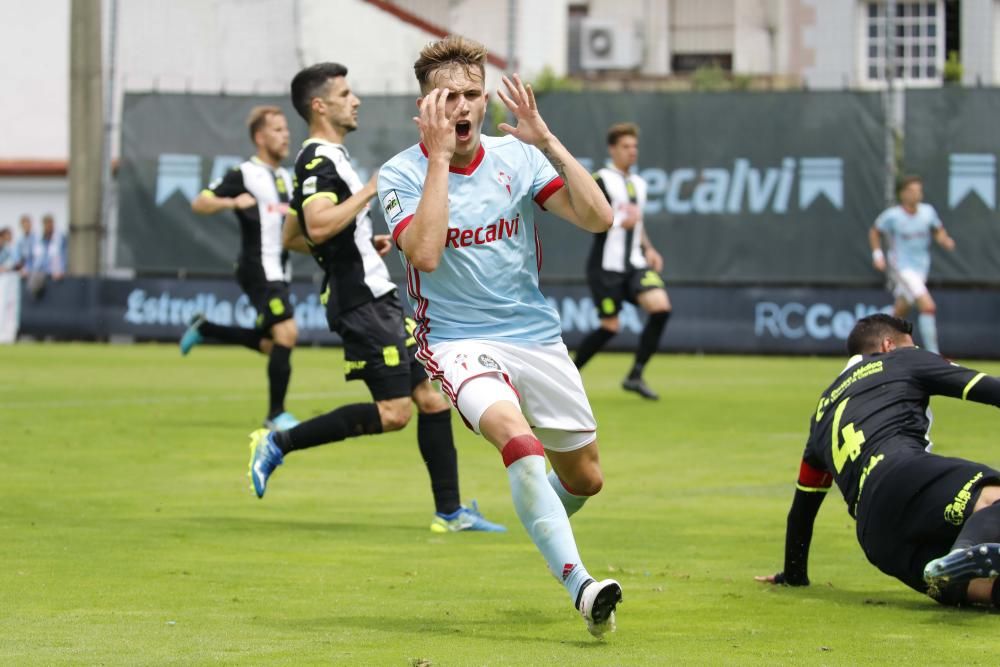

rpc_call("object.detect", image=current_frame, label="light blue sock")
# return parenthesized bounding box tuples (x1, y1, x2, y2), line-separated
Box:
(503, 436, 592, 603)
(918, 312, 939, 354)
(547, 469, 588, 518)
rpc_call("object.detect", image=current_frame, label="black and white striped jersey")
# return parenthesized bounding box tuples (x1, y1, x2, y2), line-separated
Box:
(588, 167, 649, 274)
(290, 138, 395, 318)
(203, 156, 292, 282)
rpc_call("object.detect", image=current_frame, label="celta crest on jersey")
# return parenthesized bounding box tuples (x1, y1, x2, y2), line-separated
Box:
(497, 169, 513, 197)
(445, 214, 521, 248)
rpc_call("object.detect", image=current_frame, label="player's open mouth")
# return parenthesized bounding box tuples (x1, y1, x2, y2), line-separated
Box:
(456, 121, 472, 140)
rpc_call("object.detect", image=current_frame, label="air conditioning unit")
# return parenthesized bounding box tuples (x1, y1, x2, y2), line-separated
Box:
(579, 19, 641, 71)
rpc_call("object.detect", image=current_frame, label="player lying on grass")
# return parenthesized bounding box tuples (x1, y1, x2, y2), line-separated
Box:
(757, 314, 1000, 607)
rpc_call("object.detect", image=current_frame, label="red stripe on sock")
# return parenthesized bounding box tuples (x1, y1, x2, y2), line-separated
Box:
(501, 435, 544, 467)
(559, 477, 581, 496)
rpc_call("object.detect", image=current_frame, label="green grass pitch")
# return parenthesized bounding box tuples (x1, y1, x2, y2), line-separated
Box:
(2, 343, 998, 665)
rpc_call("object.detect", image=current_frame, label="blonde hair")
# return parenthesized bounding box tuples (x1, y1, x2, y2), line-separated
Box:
(413, 35, 487, 92)
(246, 105, 284, 141)
(607, 122, 639, 146)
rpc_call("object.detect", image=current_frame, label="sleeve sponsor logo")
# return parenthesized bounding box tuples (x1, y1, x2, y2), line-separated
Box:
(302, 176, 318, 196)
(382, 189, 403, 223)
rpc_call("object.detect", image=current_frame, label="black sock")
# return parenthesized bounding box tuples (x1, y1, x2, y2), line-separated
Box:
(953, 501, 1000, 551)
(418, 409, 461, 515)
(574, 327, 616, 369)
(274, 403, 382, 454)
(199, 321, 263, 352)
(629, 311, 670, 379)
(267, 345, 292, 419)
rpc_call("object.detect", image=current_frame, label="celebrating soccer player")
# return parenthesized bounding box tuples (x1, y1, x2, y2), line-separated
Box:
(869, 176, 956, 354)
(246, 62, 505, 534)
(377, 36, 622, 637)
(757, 314, 1000, 608)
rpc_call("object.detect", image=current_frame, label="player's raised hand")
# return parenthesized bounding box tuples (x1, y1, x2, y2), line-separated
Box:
(414, 88, 466, 162)
(497, 74, 553, 147)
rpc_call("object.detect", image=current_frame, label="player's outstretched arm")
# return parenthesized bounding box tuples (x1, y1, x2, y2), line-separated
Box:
(756, 461, 830, 587)
(496, 75, 611, 233)
(912, 351, 1000, 406)
(397, 88, 465, 272)
(191, 191, 255, 216)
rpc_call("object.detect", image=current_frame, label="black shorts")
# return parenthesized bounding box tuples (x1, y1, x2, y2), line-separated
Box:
(236, 264, 294, 331)
(855, 450, 1000, 593)
(331, 292, 429, 401)
(588, 268, 665, 318)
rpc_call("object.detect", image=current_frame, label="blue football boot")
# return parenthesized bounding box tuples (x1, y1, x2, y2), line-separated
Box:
(247, 429, 284, 499)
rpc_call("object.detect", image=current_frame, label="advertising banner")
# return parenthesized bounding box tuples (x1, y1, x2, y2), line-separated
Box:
(118, 91, 888, 285)
(904, 88, 1000, 284)
(19, 278, 1000, 358)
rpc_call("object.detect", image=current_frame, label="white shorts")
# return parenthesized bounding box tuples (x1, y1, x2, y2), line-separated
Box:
(889, 267, 929, 303)
(421, 338, 597, 452)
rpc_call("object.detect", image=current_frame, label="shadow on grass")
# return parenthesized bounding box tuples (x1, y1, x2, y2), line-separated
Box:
(761, 580, 998, 620)
(278, 610, 615, 649)
(184, 515, 427, 536)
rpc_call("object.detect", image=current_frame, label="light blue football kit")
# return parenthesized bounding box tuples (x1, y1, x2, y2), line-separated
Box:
(378, 135, 565, 346)
(874, 203, 942, 276)
(874, 202, 945, 353)
(377, 134, 614, 624)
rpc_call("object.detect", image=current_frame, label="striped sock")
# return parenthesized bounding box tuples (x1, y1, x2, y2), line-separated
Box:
(503, 435, 592, 602)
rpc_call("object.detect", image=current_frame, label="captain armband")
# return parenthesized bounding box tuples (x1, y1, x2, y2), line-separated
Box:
(796, 459, 833, 493)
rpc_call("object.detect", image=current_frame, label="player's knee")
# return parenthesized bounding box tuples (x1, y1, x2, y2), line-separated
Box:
(560, 463, 603, 496)
(920, 303, 936, 315)
(271, 320, 298, 347)
(378, 398, 412, 431)
(600, 319, 620, 334)
(572, 469, 604, 496)
(414, 386, 450, 414)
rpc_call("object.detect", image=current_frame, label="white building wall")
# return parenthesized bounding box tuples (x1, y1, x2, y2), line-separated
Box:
(800, 0, 857, 89)
(0, 178, 69, 237)
(0, 0, 70, 159)
(734, 0, 788, 75)
(961, 0, 999, 85)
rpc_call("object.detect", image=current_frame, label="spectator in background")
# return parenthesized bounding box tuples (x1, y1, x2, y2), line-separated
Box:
(0, 228, 14, 270)
(26, 214, 66, 299)
(0, 227, 19, 343)
(13, 214, 34, 275)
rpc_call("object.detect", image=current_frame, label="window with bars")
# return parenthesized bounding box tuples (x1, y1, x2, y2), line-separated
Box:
(864, 1, 944, 83)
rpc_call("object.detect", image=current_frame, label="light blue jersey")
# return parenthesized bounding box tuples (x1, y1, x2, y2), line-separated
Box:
(874, 203, 942, 275)
(378, 135, 565, 346)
